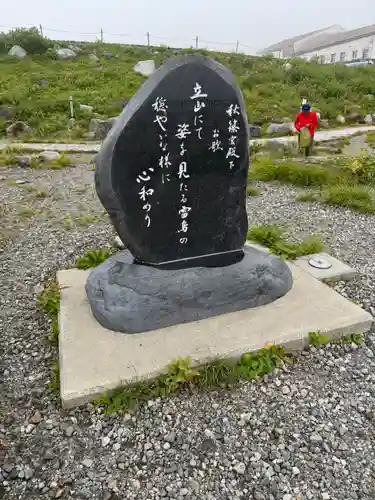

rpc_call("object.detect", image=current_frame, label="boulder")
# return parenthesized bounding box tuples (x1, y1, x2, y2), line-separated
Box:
(89, 117, 117, 139)
(364, 114, 373, 124)
(88, 54, 99, 63)
(8, 45, 27, 59)
(6, 121, 31, 137)
(103, 52, 114, 60)
(266, 122, 294, 136)
(248, 124, 261, 138)
(133, 60, 156, 77)
(79, 104, 94, 113)
(38, 151, 60, 162)
(56, 48, 77, 60)
(336, 115, 345, 125)
(319, 119, 329, 128)
(346, 111, 363, 123)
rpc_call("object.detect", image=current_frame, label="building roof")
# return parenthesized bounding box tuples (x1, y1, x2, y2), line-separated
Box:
(294, 24, 375, 55)
(262, 25, 344, 56)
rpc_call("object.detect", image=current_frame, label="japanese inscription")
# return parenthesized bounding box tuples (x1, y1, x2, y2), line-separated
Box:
(99, 54, 249, 265)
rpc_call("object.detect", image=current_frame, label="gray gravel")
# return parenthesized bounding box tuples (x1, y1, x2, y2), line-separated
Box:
(1, 165, 375, 500)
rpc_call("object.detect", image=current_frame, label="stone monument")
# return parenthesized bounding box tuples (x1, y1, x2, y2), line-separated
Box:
(86, 54, 293, 333)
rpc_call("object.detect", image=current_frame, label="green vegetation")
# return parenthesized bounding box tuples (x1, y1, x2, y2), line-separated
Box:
(37, 280, 61, 395)
(246, 186, 262, 197)
(37, 280, 60, 344)
(251, 155, 375, 213)
(308, 331, 330, 347)
(366, 131, 375, 147)
(94, 346, 291, 413)
(321, 184, 375, 213)
(249, 156, 334, 186)
(51, 154, 72, 169)
(75, 248, 113, 269)
(246, 224, 324, 259)
(1, 27, 375, 140)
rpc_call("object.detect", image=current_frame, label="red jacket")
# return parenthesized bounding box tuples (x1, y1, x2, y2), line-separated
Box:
(295, 111, 318, 137)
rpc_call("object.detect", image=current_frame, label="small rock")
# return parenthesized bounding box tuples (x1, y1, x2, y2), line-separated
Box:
(44, 449, 54, 460)
(56, 48, 77, 60)
(233, 462, 246, 475)
(113, 235, 125, 249)
(88, 53, 99, 62)
(133, 60, 156, 76)
(164, 431, 176, 443)
(336, 115, 346, 124)
(104, 52, 114, 59)
(8, 45, 27, 59)
(29, 410, 42, 424)
(14, 155, 31, 168)
(322, 493, 330, 500)
(101, 436, 110, 447)
(63, 425, 74, 437)
(266, 122, 294, 136)
(364, 114, 373, 124)
(281, 385, 290, 395)
(89, 117, 117, 139)
(80, 104, 94, 113)
(310, 433, 323, 443)
(6, 121, 31, 137)
(163, 442, 171, 450)
(82, 458, 93, 468)
(23, 467, 34, 481)
(39, 151, 60, 162)
(39, 79, 49, 86)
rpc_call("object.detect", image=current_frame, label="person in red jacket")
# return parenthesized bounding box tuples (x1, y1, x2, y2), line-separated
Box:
(294, 103, 319, 156)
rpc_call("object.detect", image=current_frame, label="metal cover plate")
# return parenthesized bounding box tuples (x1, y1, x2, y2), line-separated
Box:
(308, 256, 332, 269)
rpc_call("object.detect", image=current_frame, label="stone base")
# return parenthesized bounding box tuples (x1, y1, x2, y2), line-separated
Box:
(85, 247, 293, 334)
(293, 252, 357, 282)
(57, 263, 373, 409)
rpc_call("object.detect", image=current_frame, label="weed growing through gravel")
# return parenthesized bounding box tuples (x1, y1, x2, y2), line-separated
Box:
(322, 184, 375, 213)
(296, 191, 317, 202)
(246, 186, 262, 197)
(94, 346, 292, 413)
(37, 280, 60, 345)
(249, 157, 335, 187)
(308, 331, 330, 347)
(246, 224, 324, 259)
(51, 154, 72, 169)
(37, 280, 61, 395)
(76, 248, 113, 269)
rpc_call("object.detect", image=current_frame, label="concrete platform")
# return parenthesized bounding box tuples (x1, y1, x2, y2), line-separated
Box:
(293, 252, 357, 282)
(57, 264, 373, 409)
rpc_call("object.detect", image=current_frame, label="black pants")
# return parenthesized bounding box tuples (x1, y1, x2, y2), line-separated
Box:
(298, 134, 314, 157)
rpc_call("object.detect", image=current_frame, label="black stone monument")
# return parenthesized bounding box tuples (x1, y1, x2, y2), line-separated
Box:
(86, 54, 293, 333)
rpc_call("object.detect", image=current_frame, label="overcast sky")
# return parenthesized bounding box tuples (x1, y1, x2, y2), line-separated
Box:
(2, 0, 375, 54)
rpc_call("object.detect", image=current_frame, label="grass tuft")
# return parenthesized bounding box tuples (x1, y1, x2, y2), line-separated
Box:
(246, 224, 324, 260)
(94, 346, 291, 413)
(75, 248, 113, 269)
(249, 157, 334, 187)
(246, 186, 262, 197)
(322, 184, 375, 213)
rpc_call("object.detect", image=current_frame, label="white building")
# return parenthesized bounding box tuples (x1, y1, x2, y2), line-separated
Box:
(262, 24, 375, 64)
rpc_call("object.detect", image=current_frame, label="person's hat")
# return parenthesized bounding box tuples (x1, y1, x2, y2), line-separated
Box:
(301, 103, 311, 112)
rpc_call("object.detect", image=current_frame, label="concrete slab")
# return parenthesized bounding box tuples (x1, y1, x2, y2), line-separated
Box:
(57, 264, 373, 409)
(294, 252, 357, 282)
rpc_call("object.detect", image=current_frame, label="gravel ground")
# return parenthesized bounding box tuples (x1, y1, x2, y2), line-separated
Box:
(1, 164, 375, 500)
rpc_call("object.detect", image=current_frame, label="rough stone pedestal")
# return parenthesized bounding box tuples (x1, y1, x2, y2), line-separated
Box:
(85, 246, 293, 334)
